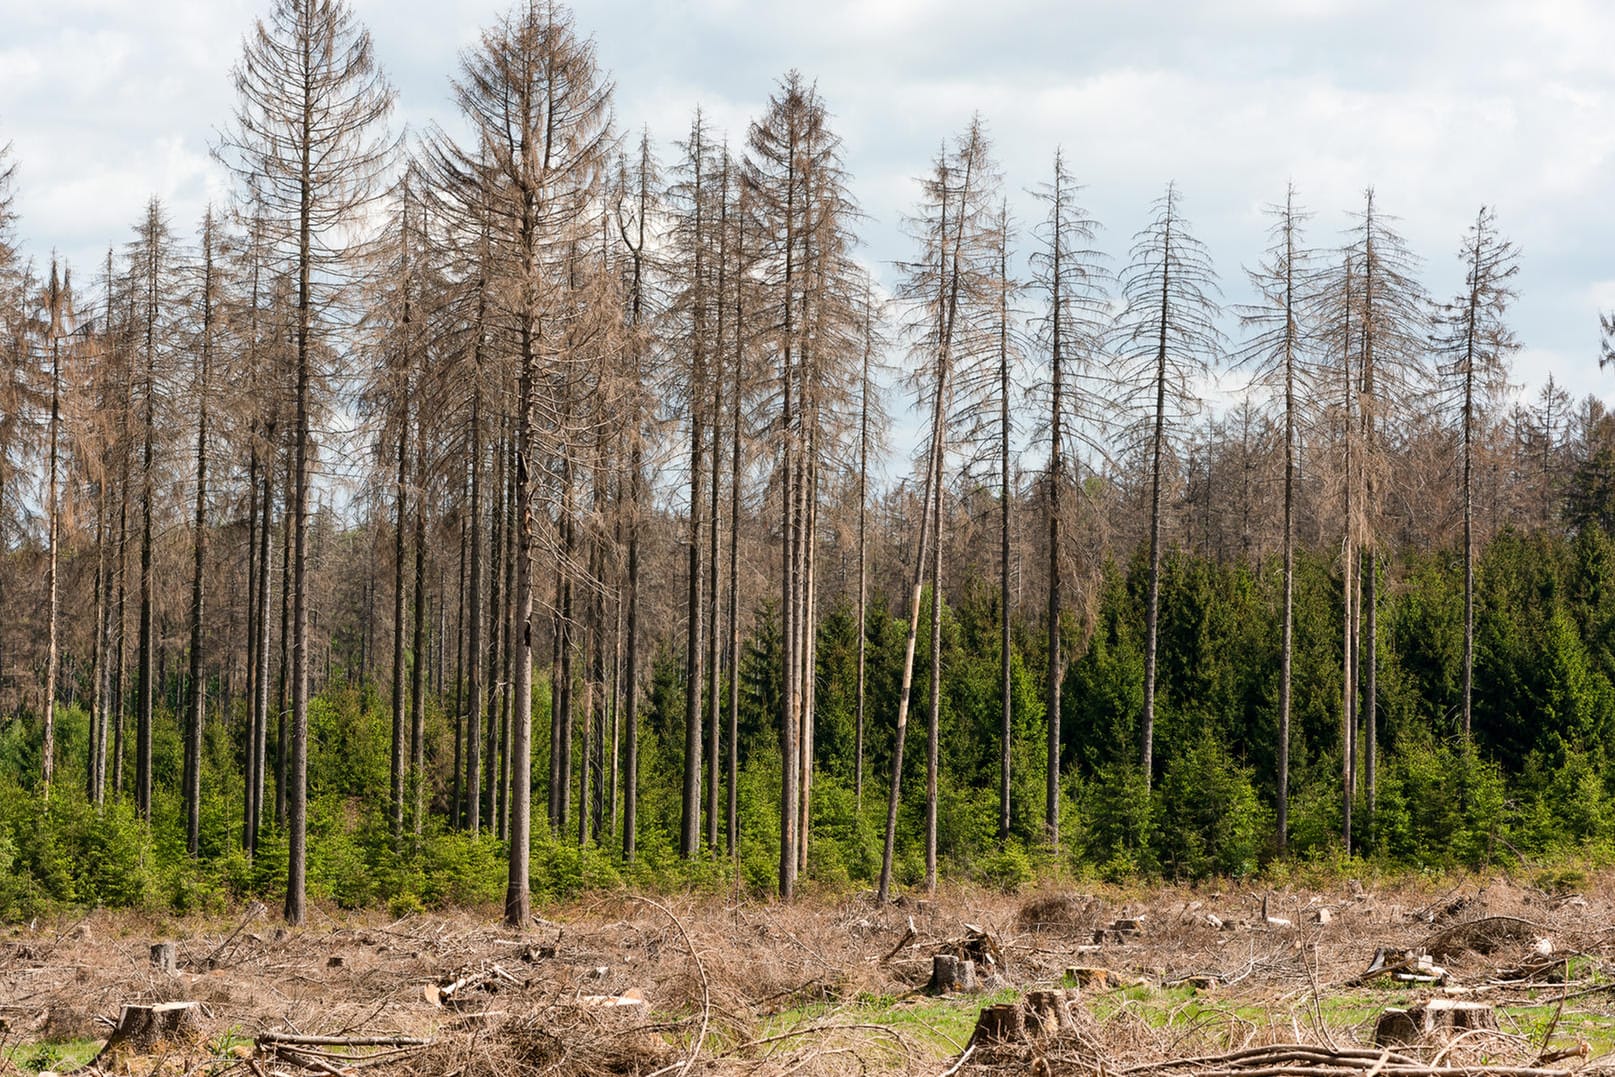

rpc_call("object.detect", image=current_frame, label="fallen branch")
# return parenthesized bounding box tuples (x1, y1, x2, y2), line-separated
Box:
(258, 1033, 431, 1049)
(637, 896, 709, 1077)
(935, 1042, 976, 1077)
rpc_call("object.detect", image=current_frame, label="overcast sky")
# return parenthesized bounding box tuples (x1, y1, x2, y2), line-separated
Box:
(3, 0, 1614, 418)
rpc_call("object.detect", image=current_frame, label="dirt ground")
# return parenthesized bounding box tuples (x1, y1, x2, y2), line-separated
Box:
(5, 870, 1615, 1076)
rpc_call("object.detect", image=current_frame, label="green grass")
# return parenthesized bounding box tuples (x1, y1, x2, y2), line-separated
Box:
(3, 1037, 101, 1074)
(758, 986, 1023, 1058)
(1078, 974, 1615, 1061)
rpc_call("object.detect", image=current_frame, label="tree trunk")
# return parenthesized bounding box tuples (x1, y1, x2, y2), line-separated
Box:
(42, 332, 62, 798)
(1141, 229, 1171, 790)
(409, 462, 429, 836)
(998, 221, 1012, 843)
(485, 418, 506, 837)
(184, 224, 214, 857)
(466, 383, 484, 836)
(390, 420, 408, 836)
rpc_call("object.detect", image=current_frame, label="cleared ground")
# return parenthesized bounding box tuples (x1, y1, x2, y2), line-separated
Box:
(4, 870, 1615, 1075)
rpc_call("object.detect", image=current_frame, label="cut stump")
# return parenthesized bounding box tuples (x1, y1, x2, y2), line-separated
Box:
(971, 989, 1082, 1046)
(94, 1001, 199, 1062)
(928, 954, 977, 994)
(149, 941, 177, 976)
(972, 1003, 1026, 1046)
(1375, 999, 1497, 1046)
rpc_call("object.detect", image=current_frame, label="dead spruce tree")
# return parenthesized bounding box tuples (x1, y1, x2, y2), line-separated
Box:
(1234, 185, 1314, 848)
(428, 0, 613, 926)
(745, 71, 864, 898)
(1339, 188, 1426, 837)
(1434, 206, 1518, 740)
(1113, 182, 1221, 789)
(183, 209, 223, 855)
(217, 0, 395, 924)
(879, 117, 998, 900)
(1027, 148, 1109, 850)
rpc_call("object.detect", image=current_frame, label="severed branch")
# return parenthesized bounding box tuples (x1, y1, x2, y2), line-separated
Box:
(258, 1033, 431, 1048)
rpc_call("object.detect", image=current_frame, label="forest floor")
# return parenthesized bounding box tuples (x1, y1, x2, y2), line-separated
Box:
(5, 869, 1615, 1076)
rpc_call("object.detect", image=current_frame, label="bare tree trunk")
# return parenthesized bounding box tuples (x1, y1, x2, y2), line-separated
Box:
(184, 221, 216, 857)
(997, 217, 1013, 843)
(1277, 218, 1296, 851)
(452, 497, 467, 830)
(409, 459, 429, 836)
(243, 448, 261, 846)
(855, 306, 870, 815)
(924, 467, 943, 895)
(136, 254, 158, 821)
(250, 445, 274, 851)
(504, 252, 538, 931)
(558, 480, 575, 834)
(797, 419, 817, 876)
(485, 417, 506, 836)
(877, 371, 946, 902)
(499, 426, 517, 843)
(42, 327, 63, 799)
(1141, 241, 1171, 790)
(90, 460, 110, 805)
(275, 442, 293, 829)
(682, 402, 706, 857)
(390, 421, 409, 836)
(706, 368, 723, 853)
(623, 443, 642, 861)
(466, 382, 484, 835)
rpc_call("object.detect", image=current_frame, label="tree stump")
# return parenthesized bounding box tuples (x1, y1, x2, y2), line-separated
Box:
(94, 1001, 199, 1061)
(971, 1002, 1026, 1046)
(149, 942, 177, 976)
(1023, 990, 1078, 1037)
(1375, 1000, 1496, 1046)
(928, 954, 977, 994)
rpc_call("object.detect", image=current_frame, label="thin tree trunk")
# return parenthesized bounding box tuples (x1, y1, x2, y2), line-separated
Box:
(854, 307, 870, 815)
(410, 464, 429, 836)
(1141, 221, 1172, 790)
(184, 225, 215, 857)
(390, 420, 409, 836)
(466, 382, 484, 836)
(485, 416, 506, 836)
(924, 461, 943, 895)
(42, 331, 63, 798)
(251, 443, 275, 851)
(998, 218, 1013, 843)
(1277, 200, 1296, 851)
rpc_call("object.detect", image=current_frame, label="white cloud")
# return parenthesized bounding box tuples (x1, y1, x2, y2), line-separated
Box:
(1, 0, 1612, 404)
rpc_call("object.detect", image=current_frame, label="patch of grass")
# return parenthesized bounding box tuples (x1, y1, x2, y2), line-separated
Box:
(4, 1037, 101, 1074)
(1501, 1001, 1615, 1057)
(761, 987, 1022, 1059)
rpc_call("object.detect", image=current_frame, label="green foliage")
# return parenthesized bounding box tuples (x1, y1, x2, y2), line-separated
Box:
(1154, 735, 1268, 879)
(11, 523, 1615, 918)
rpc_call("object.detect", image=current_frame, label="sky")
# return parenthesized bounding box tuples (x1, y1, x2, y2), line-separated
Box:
(3, 0, 1614, 425)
